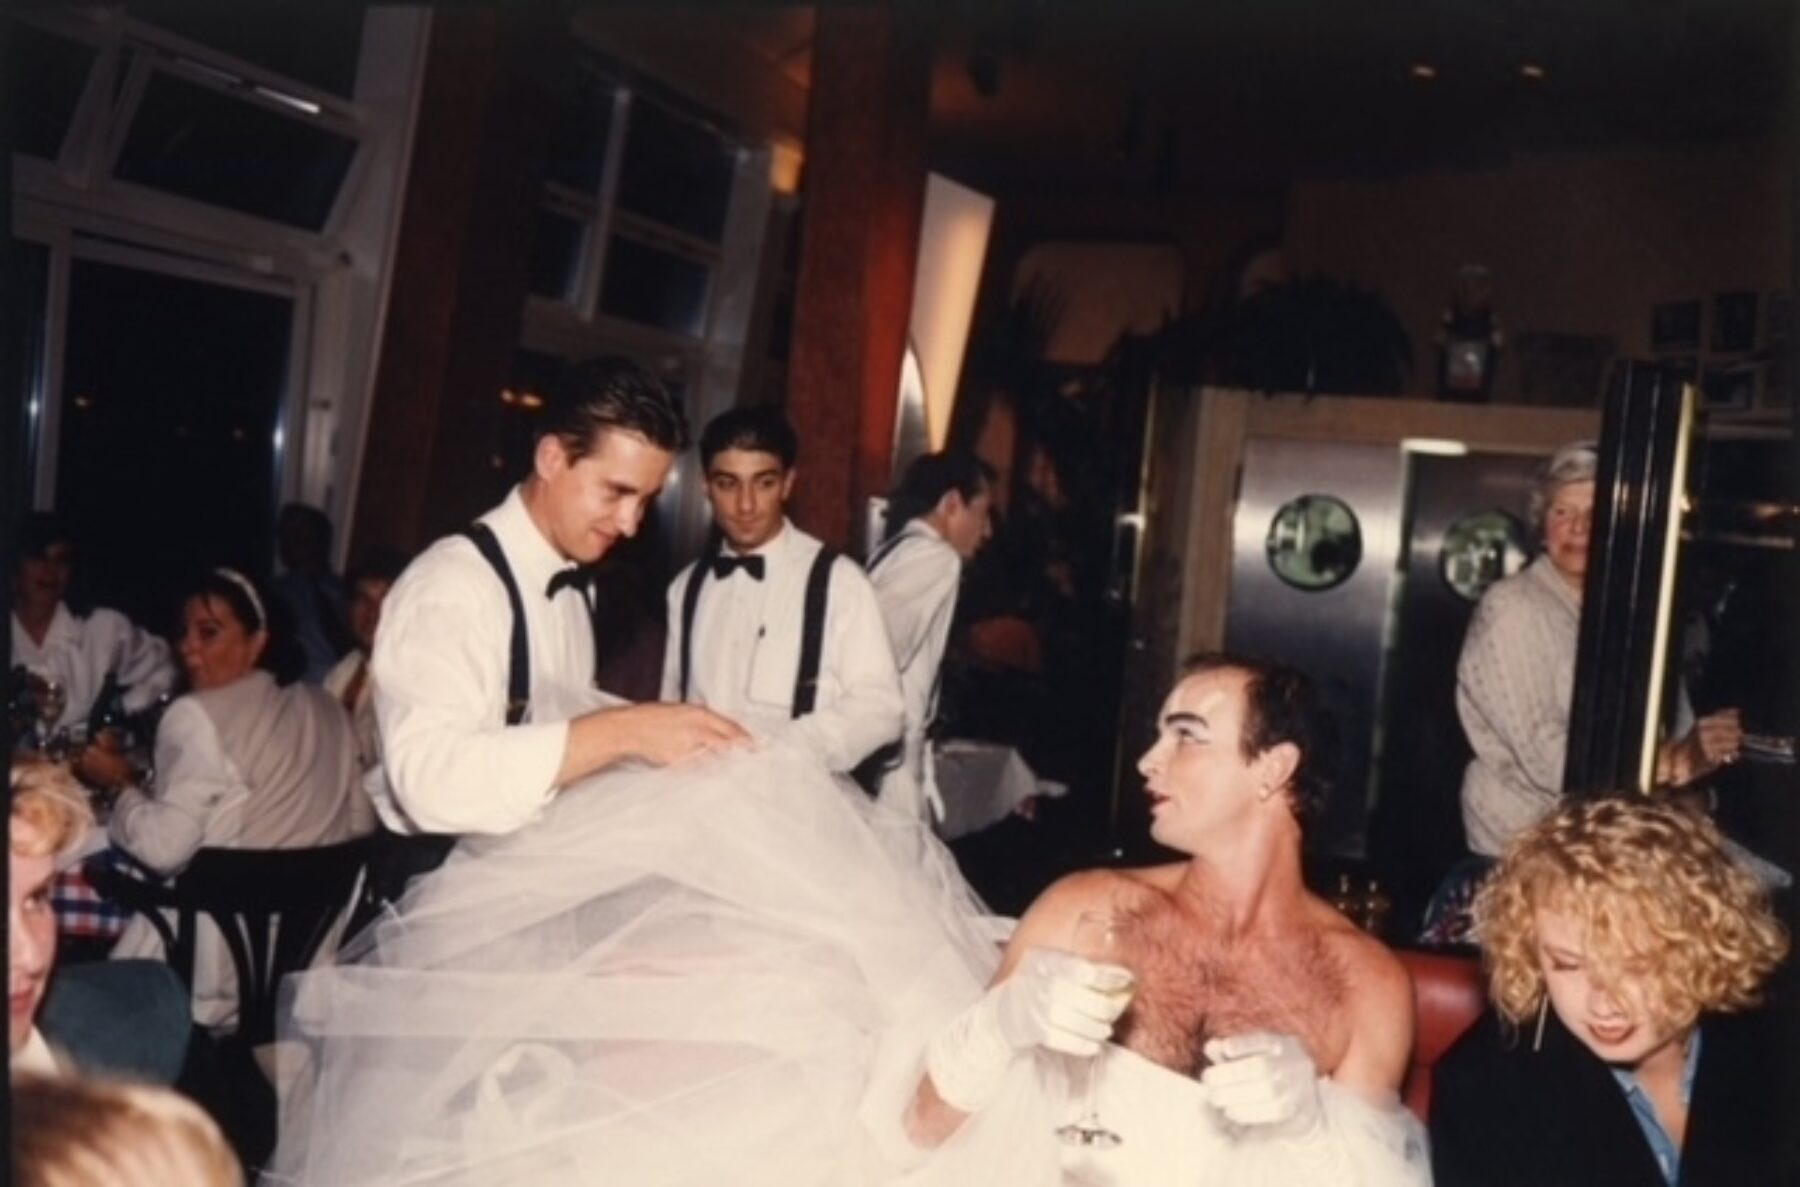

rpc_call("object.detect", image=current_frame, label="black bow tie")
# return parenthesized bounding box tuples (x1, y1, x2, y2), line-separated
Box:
(545, 566, 596, 599)
(711, 554, 765, 581)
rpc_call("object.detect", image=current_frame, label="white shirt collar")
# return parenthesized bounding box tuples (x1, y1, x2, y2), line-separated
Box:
(488, 486, 579, 593)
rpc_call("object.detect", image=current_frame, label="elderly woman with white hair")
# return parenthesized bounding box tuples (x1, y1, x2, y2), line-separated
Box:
(1455, 442, 1743, 859)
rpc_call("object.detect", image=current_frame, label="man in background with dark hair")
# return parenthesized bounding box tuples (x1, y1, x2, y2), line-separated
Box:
(369, 356, 746, 839)
(905, 653, 1426, 1184)
(866, 451, 995, 823)
(661, 406, 901, 777)
(272, 502, 353, 685)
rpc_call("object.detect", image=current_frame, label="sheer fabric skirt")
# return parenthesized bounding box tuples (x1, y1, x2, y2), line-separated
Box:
(264, 743, 1000, 1186)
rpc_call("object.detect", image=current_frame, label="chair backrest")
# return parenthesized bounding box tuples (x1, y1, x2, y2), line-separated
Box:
(1396, 947, 1486, 1120)
(87, 839, 371, 1047)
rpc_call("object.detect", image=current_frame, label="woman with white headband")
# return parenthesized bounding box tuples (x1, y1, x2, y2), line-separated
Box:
(107, 566, 375, 1029)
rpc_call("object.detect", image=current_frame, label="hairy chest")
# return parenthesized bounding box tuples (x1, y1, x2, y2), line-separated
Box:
(1114, 905, 1351, 1079)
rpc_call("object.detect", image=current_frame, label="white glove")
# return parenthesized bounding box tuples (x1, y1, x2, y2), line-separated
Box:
(925, 949, 1132, 1113)
(1200, 1032, 1325, 1136)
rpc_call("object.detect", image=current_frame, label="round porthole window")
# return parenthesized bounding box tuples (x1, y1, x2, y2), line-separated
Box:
(1266, 494, 1363, 591)
(1440, 510, 1529, 602)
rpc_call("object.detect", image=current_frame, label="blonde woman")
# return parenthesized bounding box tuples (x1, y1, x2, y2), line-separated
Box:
(11, 1072, 241, 1187)
(10, 761, 94, 1073)
(1430, 797, 1792, 1186)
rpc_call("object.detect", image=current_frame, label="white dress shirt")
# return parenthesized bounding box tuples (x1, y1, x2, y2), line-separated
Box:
(868, 519, 963, 821)
(661, 520, 902, 774)
(324, 649, 379, 775)
(370, 488, 619, 836)
(110, 669, 373, 1028)
(10, 603, 176, 730)
(12, 1027, 63, 1077)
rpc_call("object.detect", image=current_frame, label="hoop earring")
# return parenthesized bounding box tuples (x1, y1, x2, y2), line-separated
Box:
(1531, 995, 1549, 1053)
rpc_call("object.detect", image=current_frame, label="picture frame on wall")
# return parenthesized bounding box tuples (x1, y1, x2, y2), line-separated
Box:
(1651, 299, 1701, 351)
(1711, 291, 1758, 352)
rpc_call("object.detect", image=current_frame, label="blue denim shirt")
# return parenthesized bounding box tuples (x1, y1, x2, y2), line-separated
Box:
(1609, 1029, 1702, 1185)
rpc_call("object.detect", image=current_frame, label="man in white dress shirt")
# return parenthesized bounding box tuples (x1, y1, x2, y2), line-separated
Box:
(369, 357, 747, 839)
(866, 451, 995, 823)
(661, 407, 903, 776)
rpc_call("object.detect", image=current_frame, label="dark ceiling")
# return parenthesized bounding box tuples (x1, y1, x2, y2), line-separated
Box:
(725, 0, 1796, 197)
(925, 0, 1796, 194)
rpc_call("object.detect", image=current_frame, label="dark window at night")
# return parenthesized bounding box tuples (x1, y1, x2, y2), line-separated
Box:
(8, 21, 97, 161)
(10, 240, 50, 513)
(57, 258, 292, 629)
(115, 72, 357, 230)
(599, 235, 711, 337)
(545, 61, 616, 195)
(125, 0, 365, 97)
(527, 210, 589, 303)
(615, 99, 736, 244)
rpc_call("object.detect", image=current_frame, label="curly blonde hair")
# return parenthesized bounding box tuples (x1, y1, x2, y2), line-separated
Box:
(1475, 796, 1788, 1032)
(10, 759, 94, 859)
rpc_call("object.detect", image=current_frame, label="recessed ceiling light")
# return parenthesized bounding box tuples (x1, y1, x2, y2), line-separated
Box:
(1410, 63, 1438, 80)
(1519, 63, 1546, 80)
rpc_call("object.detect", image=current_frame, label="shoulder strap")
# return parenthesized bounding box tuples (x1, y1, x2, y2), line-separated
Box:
(678, 533, 721, 702)
(461, 524, 529, 726)
(866, 530, 907, 574)
(792, 546, 839, 719)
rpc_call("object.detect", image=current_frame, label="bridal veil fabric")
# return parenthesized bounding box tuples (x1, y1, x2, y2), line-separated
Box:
(263, 741, 1000, 1185)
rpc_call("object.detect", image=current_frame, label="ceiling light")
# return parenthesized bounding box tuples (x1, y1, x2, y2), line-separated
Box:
(1410, 63, 1438, 81)
(1519, 63, 1546, 80)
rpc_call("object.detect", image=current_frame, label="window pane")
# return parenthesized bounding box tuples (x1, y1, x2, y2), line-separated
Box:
(9, 240, 50, 514)
(599, 236, 711, 337)
(616, 100, 736, 243)
(115, 71, 357, 230)
(8, 20, 97, 160)
(125, 0, 364, 97)
(527, 210, 588, 303)
(57, 258, 292, 627)
(545, 61, 616, 194)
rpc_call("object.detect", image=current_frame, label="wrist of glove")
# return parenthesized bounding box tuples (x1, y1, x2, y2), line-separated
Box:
(1200, 1032, 1329, 1142)
(925, 948, 1132, 1114)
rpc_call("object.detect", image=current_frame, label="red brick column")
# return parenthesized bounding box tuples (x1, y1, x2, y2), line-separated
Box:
(786, 4, 932, 550)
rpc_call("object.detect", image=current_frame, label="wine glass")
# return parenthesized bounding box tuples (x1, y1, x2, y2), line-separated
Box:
(34, 674, 68, 755)
(1055, 910, 1137, 1149)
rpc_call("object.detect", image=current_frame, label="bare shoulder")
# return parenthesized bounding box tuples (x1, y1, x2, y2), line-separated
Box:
(1313, 908, 1414, 1095)
(998, 867, 1169, 980)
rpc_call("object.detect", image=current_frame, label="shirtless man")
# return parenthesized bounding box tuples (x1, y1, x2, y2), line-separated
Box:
(909, 653, 1421, 1181)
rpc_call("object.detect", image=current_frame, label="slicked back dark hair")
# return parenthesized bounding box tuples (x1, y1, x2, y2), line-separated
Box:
(884, 451, 996, 537)
(541, 356, 689, 460)
(1180, 651, 1338, 829)
(699, 406, 798, 471)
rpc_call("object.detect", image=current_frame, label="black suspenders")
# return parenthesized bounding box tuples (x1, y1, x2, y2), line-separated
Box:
(461, 523, 530, 725)
(678, 541, 839, 718)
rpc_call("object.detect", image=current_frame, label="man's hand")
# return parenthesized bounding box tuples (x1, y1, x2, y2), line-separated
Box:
(1657, 707, 1743, 786)
(74, 732, 137, 795)
(991, 949, 1133, 1056)
(558, 702, 750, 788)
(923, 948, 1131, 1114)
(1201, 1032, 1324, 1135)
(608, 703, 751, 766)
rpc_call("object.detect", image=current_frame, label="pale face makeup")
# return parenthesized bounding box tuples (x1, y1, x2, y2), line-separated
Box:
(1136, 672, 1260, 850)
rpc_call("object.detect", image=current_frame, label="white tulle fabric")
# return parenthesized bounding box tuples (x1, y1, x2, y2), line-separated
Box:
(908, 1046, 1431, 1187)
(264, 738, 999, 1186)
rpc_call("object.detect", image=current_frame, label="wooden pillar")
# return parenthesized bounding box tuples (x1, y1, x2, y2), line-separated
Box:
(349, 5, 560, 560)
(787, 4, 932, 550)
